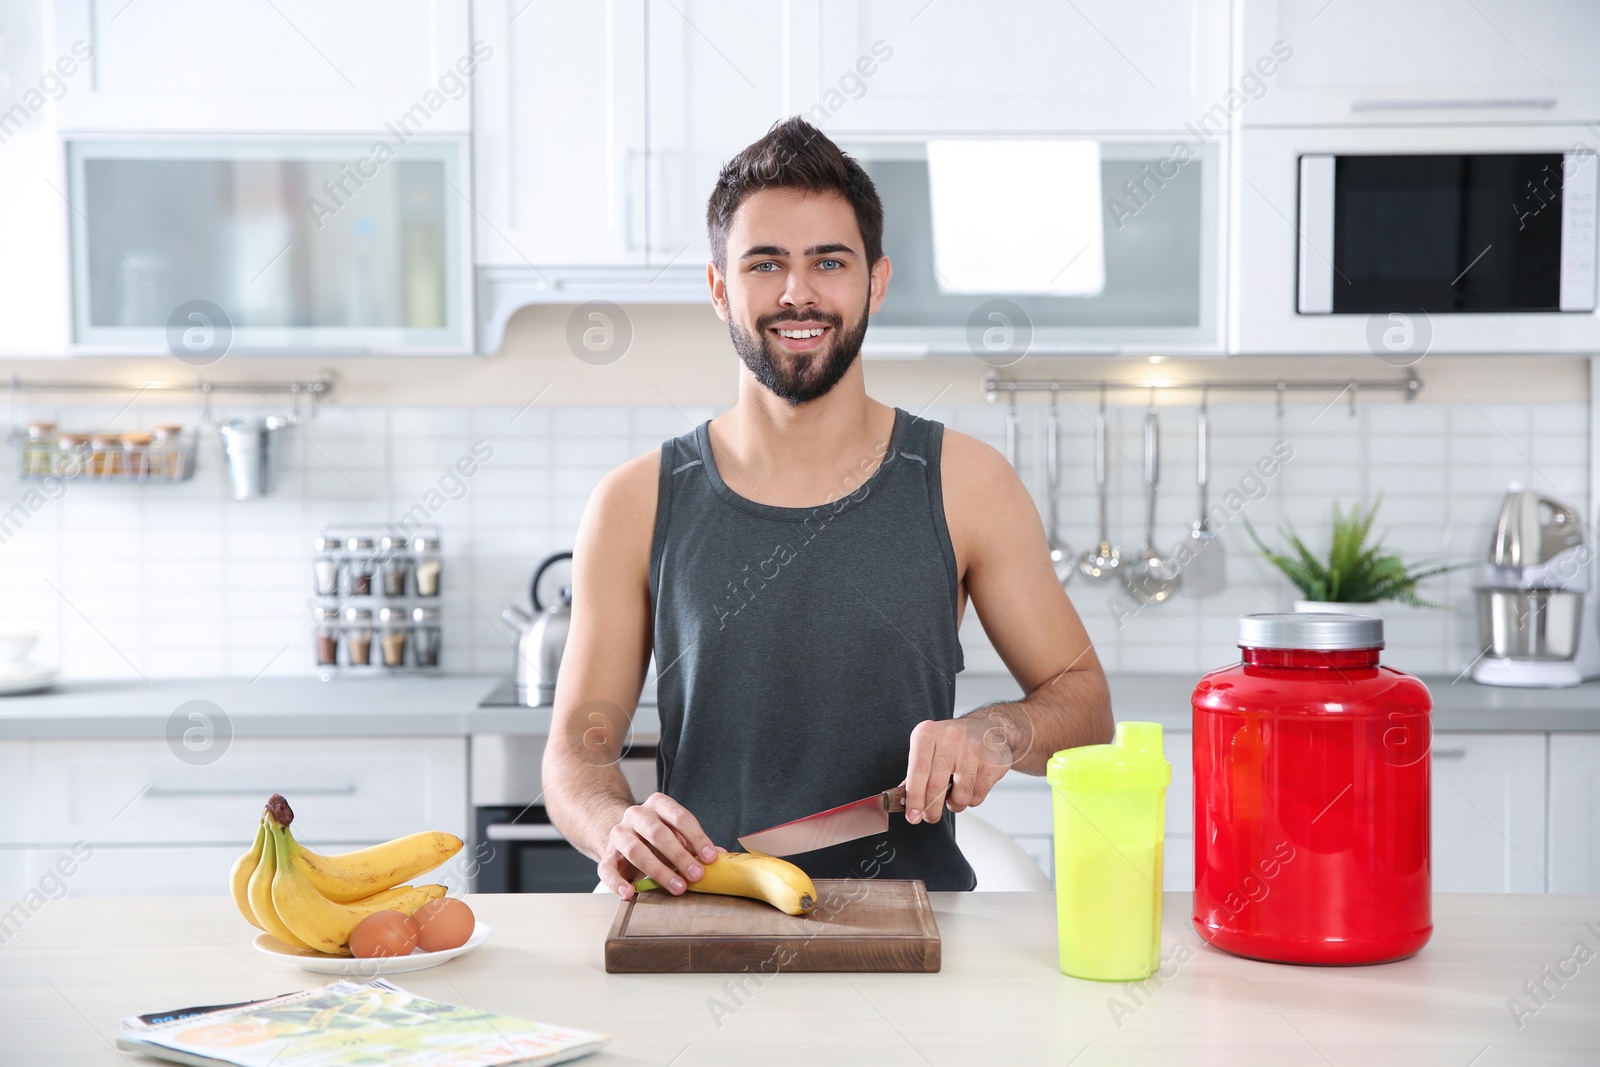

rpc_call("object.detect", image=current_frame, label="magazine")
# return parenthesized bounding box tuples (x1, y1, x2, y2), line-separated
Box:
(116, 979, 608, 1067)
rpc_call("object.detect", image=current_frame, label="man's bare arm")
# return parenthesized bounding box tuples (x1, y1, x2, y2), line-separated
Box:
(902, 429, 1113, 823)
(541, 452, 718, 896)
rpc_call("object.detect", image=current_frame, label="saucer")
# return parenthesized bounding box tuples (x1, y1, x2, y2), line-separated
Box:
(0, 663, 59, 695)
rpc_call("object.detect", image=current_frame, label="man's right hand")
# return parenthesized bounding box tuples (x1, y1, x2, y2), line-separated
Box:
(597, 792, 720, 900)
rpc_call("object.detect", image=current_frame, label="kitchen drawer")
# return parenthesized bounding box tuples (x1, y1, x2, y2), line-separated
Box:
(0, 742, 27, 846)
(24, 738, 467, 848)
(0, 844, 233, 899)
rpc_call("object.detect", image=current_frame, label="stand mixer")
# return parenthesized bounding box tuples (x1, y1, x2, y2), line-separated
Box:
(1472, 486, 1600, 688)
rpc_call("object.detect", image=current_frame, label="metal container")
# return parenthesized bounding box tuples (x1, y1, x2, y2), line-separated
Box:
(218, 416, 288, 499)
(1475, 588, 1583, 661)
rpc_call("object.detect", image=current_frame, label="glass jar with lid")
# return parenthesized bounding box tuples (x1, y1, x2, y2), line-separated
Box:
(312, 603, 341, 666)
(344, 536, 377, 596)
(412, 536, 442, 597)
(378, 606, 409, 667)
(411, 605, 441, 667)
(89, 432, 123, 478)
(56, 433, 90, 478)
(378, 535, 411, 597)
(150, 423, 185, 479)
(343, 606, 374, 665)
(312, 535, 341, 596)
(121, 432, 153, 479)
(23, 422, 57, 477)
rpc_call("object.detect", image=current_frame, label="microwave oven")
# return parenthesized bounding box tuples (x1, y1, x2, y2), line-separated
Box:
(1297, 151, 1598, 315)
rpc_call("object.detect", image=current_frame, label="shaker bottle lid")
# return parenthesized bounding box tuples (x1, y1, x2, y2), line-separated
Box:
(1237, 612, 1384, 651)
(1047, 721, 1170, 792)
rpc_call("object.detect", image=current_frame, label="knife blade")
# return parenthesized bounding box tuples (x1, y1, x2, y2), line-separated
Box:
(737, 786, 909, 857)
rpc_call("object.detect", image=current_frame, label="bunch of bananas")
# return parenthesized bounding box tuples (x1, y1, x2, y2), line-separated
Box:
(231, 793, 463, 957)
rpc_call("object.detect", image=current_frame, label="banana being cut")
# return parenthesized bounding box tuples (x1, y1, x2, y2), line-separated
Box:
(634, 852, 817, 916)
(228, 794, 460, 956)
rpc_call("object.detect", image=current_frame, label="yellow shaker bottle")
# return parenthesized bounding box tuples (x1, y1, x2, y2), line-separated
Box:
(1047, 721, 1171, 981)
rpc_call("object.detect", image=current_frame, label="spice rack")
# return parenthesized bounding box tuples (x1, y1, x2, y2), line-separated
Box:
(5, 373, 332, 486)
(10, 423, 198, 483)
(311, 523, 443, 676)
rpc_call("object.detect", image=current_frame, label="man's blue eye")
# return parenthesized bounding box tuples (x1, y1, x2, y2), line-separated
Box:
(819, 259, 843, 270)
(753, 262, 779, 272)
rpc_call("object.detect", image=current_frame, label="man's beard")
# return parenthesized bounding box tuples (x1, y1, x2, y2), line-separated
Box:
(729, 296, 871, 406)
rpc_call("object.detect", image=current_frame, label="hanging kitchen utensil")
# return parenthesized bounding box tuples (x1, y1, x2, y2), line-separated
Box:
(1003, 392, 1018, 468)
(1181, 388, 1226, 597)
(1045, 388, 1074, 587)
(1123, 391, 1181, 605)
(1078, 386, 1121, 583)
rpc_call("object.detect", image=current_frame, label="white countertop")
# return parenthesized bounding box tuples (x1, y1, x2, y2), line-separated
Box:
(0, 672, 1596, 740)
(2, 892, 1594, 1065)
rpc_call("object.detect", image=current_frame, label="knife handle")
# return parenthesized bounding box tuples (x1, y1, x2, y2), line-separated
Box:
(884, 785, 908, 814)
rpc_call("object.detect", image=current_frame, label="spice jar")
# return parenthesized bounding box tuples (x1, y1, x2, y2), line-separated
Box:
(412, 536, 442, 597)
(411, 605, 441, 667)
(89, 433, 123, 478)
(344, 607, 374, 666)
(56, 433, 90, 478)
(1192, 613, 1432, 965)
(312, 603, 341, 666)
(378, 606, 408, 667)
(312, 535, 341, 597)
(378, 535, 411, 597)
(24, 422, 57, 477)
(151, 423, 184, 479)
(345, 536, 377, 596)
(121, 432, 153, 478)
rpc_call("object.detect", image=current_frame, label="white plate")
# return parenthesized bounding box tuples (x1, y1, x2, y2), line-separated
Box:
(253, 921, 491, 974)
(0, 664, 58, 696)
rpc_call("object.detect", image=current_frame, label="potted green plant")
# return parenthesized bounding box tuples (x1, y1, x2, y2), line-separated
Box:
(1245, 496, 1466, 617)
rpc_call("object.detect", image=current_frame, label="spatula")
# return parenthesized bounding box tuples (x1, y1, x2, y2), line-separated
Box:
(1182, 389, 1226, 597)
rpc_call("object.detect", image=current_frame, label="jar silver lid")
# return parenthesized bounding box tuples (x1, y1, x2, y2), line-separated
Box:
(378, 606, 409, 624)
(347, 536, 376, 552)
(379, 535, 406, 552)
(344, 606, 374, 623)
(1237, 612, 1384, 650)
(412, 536, 440, 552)
(313, 535, 339, 552)
(411, 606, 440, 623)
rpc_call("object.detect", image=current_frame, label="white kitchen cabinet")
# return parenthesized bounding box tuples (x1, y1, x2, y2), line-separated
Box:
(1237, 0, 1600, 128)
(1548, 733, 1600, 893)
(471, 0, 647, 267)
(817, 0, 1229, 134)
(0, 743, 28, 846)
(53, 0, 473, 133)
(0, 124, 71, 357)
(1431, 733, 1549, 893)
(22, 738, 467, 848)
(646, 0, 821, 266)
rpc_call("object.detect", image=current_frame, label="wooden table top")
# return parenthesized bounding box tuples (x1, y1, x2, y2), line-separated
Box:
(2, 891, 1596, 1065)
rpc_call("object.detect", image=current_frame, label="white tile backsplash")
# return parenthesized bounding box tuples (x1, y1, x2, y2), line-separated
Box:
(0, 399, 1589, 681)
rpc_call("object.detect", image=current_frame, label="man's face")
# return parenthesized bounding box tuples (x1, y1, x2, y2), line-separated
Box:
(711, 188, 890, 406)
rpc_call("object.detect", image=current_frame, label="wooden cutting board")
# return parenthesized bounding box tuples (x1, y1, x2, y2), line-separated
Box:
(604, 878, 940, 973)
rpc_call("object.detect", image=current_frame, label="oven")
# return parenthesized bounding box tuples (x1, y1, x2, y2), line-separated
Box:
(472, 680, 659, 893)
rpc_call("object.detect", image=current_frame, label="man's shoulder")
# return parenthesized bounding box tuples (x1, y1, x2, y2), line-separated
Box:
(935, 426, 1010, 486)
(592, 447, 663, 518)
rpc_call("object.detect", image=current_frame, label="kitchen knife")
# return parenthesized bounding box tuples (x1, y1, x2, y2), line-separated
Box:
(738, 786, 912, 857)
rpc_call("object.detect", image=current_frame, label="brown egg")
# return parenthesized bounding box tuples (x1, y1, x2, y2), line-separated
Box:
(348, 910, 420, 959)
(413, 897, 475, 952)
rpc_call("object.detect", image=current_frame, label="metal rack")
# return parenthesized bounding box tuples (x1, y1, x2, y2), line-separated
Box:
(5, 373, 333, 484)
(984, 369, 1421, 415)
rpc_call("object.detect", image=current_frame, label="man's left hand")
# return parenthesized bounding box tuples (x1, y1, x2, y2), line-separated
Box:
(902, 711, 1021, 823)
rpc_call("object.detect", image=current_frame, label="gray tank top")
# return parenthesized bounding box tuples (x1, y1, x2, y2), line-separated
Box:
(648, 407, 974, 891)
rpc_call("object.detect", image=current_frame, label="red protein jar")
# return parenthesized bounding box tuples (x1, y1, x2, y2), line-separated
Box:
(1192, 613, 1432, 964)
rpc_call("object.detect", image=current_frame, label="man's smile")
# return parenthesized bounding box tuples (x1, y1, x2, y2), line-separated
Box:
(768, 323, 832, 353)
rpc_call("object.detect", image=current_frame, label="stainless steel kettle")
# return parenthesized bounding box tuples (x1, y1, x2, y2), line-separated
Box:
(502, 552, 572, 707)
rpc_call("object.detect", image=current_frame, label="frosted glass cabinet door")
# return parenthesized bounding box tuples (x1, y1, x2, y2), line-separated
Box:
(67, 141, 471, 354)
(849, 139, 1223, 354)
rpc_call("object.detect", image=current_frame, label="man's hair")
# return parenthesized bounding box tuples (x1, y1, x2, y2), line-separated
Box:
(706, 116, 884, 273)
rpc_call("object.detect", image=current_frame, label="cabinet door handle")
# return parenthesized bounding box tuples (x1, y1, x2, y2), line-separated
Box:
(485, 823, 567, 842)
(145, 784, 358, 798)
(1351, 97, 1556, 112)
(1431, 747, 1468, 760)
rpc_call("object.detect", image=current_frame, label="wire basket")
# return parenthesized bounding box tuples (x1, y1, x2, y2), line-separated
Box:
(9, 429, 198, 483)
